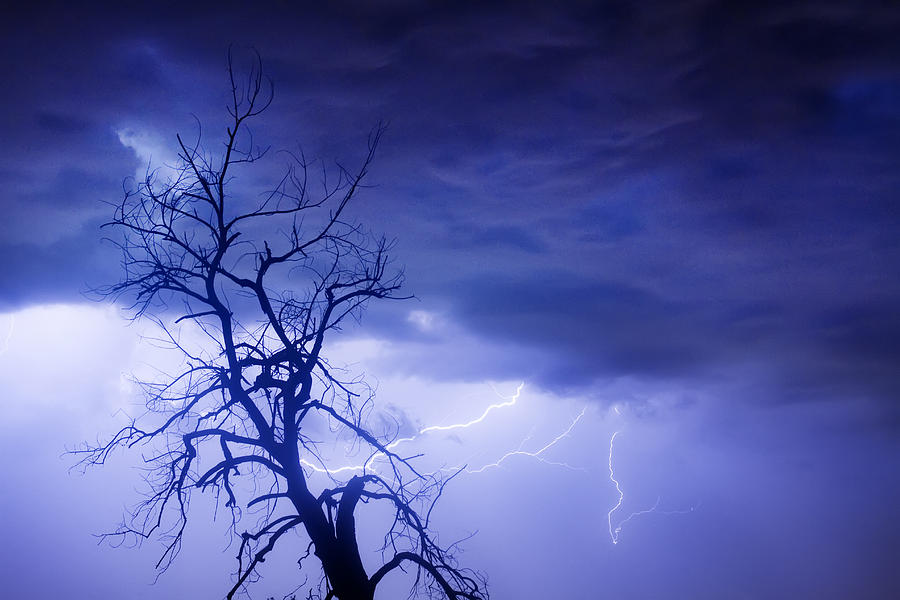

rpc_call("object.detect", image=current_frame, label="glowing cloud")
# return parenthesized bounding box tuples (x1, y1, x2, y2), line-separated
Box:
(116, 126, 180, 184)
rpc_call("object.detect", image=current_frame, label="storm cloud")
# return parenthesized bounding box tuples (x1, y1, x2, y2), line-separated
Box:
(1, 2, 899, 598)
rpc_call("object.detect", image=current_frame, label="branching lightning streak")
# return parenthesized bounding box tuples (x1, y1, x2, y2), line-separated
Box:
(418, 381, 525, 435)
(302, 382, 585, 479)
(608, 430, 664, 544)
(607, 430, 626, 543)
(610, 496, 660, 543)
(301, 382, 526, 477)
(466, 408, 587, 473)
(607, 426, 698, 544)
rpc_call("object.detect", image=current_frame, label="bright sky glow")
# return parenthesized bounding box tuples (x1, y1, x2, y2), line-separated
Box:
(0, 302, 890, 599)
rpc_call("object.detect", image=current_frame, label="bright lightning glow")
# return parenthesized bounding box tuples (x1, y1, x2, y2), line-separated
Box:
(381, 381, 525, 452)
(299, 456, 371, 476)
(607, 430, 626, 544)
(608, 430, 660, 544)
(376, 382, 525, 452)
(607, 425, 698, 544)
(419, 382, 525, 434)
(467, 408, 587, 474)
(301, 382, 588, 480)
(610, 496, 660, 543)
(301, 383, 527, 478)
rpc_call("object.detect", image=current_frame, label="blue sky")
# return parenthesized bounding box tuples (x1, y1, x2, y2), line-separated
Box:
(0, 2, 898, 598)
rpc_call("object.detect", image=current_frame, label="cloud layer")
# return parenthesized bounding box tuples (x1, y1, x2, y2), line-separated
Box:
(2, 2, 898, 413)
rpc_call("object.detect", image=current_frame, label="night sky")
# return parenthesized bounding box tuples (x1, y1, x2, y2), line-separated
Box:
(1, 2, 898, 598)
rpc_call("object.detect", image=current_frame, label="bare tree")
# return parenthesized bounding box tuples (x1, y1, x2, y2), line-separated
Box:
(77, 54, 486, 600)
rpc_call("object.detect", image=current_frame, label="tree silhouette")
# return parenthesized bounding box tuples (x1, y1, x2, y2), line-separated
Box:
(78, 54, 486, 600)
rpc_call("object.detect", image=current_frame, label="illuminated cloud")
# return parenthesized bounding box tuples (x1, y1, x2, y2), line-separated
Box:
(115, 126, 180, 184)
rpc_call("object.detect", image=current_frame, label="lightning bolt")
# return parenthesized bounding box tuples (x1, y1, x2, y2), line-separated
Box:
(607, 424, 698, 544)
(466, 408, 587, 473)
(610, 495, 660, 543)
(300, 383, 527, 477)
(607, 430, 625, 543)
(299, 456, 372, 476)
(0, 314, 14, 357)
(412, 381, 525, 436)
(303, 382, 586, 479)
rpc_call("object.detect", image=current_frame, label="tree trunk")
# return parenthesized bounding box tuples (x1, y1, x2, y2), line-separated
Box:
(287, 474, 373, 600)
(331, 476, 373, 600)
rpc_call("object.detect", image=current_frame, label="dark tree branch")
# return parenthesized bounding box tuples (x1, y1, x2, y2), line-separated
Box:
(81, 53, 486, 600)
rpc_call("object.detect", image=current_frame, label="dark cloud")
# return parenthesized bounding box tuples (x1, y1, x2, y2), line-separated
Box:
(1, 1, 898, 413)
(2, 5, 900, 599)
(0, 228, 115, 311)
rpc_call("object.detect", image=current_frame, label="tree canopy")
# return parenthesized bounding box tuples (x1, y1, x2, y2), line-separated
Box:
(77, 54, 486, 600)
